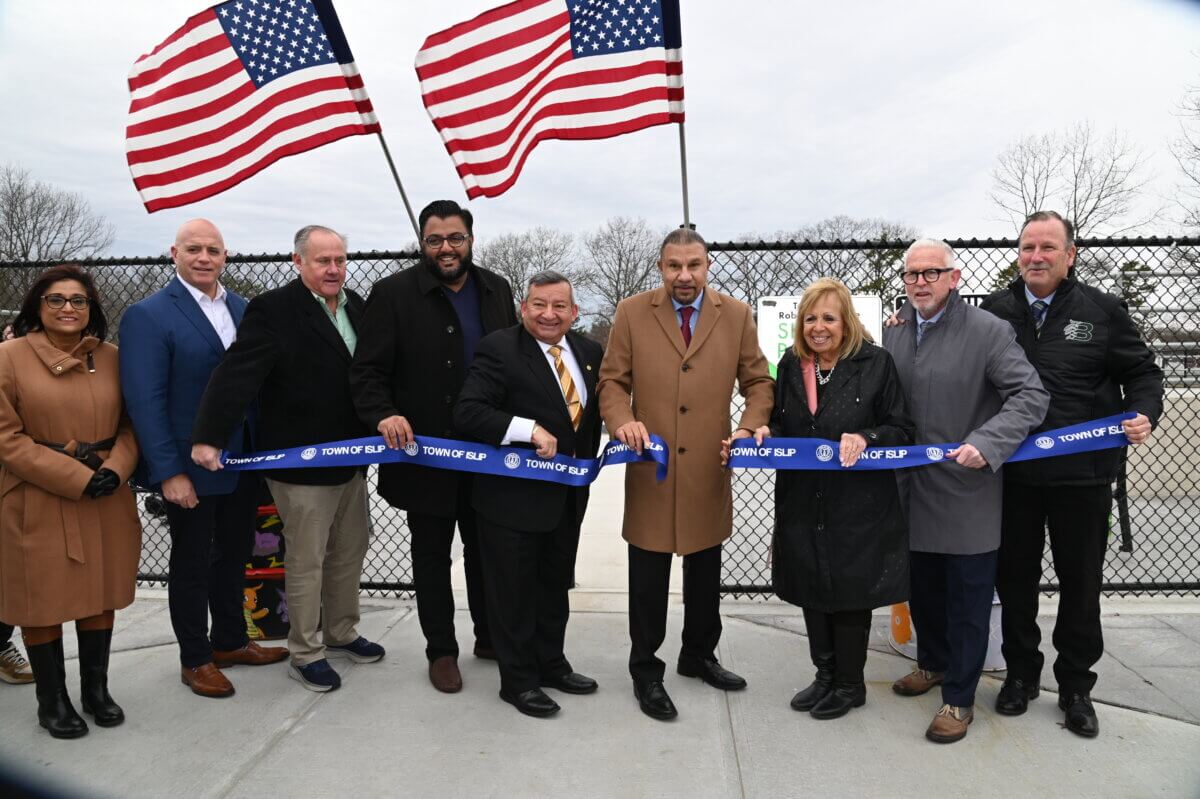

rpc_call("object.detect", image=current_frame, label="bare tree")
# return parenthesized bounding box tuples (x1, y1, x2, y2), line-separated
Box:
(989, 123, 1157, 237)
(1173, 78, 1200, 230)
(474, 227, 577, 300)
(0, 165, 115, 261)
(576, 216, 662, 324)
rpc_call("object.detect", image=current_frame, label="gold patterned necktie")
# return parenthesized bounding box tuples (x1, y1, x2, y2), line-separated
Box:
(548, 345, 582, 429)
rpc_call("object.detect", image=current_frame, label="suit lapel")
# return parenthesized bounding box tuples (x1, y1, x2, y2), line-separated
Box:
(294, 280, 352, 363)
(567, 331, 599, 410)
(521, 329, 572, 426)
(651, 288, 687, 358)
(687, 289, 721, 355)
(168, 277, 226, 357)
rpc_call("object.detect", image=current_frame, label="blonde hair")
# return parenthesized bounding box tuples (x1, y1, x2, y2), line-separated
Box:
(792, 277, 871, 361)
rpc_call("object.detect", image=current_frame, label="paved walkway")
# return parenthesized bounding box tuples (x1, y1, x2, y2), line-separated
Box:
(2, 465, 1198, 798)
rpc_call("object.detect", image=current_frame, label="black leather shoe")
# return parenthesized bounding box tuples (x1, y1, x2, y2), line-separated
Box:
(633, 680, 678, 721)
(541, 671, 598, 695)
(995, 677, 1040, 716)
(790, 673, 834, 712)
(809, 682, 866, 720)
(1059, 691, 1100, 738)
(677, 657, 747, 691)
(499, 688, 560, 718)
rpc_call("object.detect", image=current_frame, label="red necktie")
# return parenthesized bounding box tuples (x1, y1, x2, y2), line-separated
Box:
(680, 306, 694, 348)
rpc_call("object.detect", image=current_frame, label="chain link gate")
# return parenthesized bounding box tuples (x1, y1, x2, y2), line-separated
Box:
(2, 235, 1197, 598)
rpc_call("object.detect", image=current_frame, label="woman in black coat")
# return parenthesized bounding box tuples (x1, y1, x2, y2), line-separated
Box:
(771, 278, 914, 720)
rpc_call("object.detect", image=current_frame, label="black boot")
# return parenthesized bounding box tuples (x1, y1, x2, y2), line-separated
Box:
(790, 655, 834, 712)
(78, 628, 124, 727)
(26, 639, 88, 739)
(809, 682, 867, 720)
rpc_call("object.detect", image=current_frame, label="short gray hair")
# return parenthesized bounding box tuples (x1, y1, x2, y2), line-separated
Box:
(659, 227, 707, 257)
(294, 225, 347, 259)
(526, 270, 574, 302)
(903, 238, 957, 271)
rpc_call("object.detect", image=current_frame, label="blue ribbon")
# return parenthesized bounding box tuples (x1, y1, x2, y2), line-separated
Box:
(221, 433, 669, 486)
(727, 413, 1135, 471)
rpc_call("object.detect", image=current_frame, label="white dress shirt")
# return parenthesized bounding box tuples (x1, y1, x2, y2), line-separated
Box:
(502, 336, 588, 444)
(177, 272, 236, 350)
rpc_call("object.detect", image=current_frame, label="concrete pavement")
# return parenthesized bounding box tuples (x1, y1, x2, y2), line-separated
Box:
(2, 465, 1198, 798)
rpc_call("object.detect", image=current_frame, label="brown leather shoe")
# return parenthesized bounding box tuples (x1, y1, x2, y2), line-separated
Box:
(212, 641, 289, 668)
(926, 704, 973, 743)
(181, 663, 235, 698)
(429, 655, 462, 693)
(892, 667, 945, 697)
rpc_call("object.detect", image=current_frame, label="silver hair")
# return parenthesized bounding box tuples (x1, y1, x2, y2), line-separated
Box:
(903, 237, 957, 271)
(293, 225, 348, 259)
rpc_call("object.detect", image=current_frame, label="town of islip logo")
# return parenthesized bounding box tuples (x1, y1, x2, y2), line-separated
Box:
(503, 453, 522, 470)
(1035, 436, 1055, 449)
(404, 441, 419, 457)
(815, 444, 834, 462)
(925, 447, 944, 461)
(300, 447, 317, 461)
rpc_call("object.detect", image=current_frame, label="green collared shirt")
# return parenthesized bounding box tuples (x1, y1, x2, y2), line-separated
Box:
(311, 289, 357, 355)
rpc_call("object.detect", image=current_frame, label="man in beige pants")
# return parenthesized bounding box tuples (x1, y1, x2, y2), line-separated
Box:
(192, 225, 383, 692)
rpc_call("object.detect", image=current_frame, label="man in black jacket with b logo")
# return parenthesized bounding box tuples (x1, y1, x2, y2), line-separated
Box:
(981, 211, 1164, 738)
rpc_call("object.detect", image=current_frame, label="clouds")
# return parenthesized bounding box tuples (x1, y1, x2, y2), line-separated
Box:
(1, 0, 1198, 256)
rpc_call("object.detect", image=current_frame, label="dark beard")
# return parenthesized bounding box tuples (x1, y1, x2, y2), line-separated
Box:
(421, 251, 472, 285)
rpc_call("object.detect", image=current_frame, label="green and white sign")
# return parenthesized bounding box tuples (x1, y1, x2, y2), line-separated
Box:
(757, 294, 884, 378)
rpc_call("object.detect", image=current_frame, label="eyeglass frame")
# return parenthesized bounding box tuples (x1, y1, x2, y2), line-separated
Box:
(41, 294, 92, 310)
(422, 233, 471, 249)
(899, 267, 955, 285)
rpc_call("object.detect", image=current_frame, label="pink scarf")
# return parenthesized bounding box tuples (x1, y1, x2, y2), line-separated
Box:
(800, 356, 819, 415)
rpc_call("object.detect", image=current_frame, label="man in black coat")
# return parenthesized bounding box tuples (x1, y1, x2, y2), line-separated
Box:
(192, 225, 384, 694)
(454, 272, 603, 718)
(980, 211, 1164, 738)
(349, 200, 518, 693)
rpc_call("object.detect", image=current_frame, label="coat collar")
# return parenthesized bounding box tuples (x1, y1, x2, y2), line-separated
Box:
(288, 278, 355, 363)
(416, 261, 492, 296)
(1008, 274, 1076, 307)
(650, 286, 722, 358)
(24, 331, 100, 376)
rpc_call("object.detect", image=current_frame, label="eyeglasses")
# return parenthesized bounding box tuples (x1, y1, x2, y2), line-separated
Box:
(42, 294, 91, 310)
(900, 268, 954, 285)
(423, 233, 470, 248)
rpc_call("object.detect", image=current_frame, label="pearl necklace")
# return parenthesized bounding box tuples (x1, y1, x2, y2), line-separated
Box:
(816, 360, 837, 385)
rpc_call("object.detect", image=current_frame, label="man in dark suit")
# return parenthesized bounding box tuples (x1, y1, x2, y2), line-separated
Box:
(190, 225, 384, 693)
(119, 219, 287, 699)
(350, 200, 517, 693)
(454, 272, 603, 717)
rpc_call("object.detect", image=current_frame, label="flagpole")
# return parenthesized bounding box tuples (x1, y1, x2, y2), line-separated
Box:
(677, 121, 692, 229)
(375, 132, 420, 239)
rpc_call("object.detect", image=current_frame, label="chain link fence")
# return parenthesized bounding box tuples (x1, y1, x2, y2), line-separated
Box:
(2, 235, 1197, 598)
(707, 236, 1200, 598)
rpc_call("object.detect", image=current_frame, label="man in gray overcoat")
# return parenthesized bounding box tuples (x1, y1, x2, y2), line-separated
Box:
(883, 239, 1049, 743)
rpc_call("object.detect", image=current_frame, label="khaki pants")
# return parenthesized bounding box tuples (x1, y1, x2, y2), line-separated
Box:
(266, 474, 370, 667)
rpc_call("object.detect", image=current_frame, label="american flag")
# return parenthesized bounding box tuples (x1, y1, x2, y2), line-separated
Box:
(415, 0, 684, 200)
(126, 0, 380, 213)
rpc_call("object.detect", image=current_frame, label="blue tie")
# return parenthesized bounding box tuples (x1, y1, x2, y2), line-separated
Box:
(1031, 300, 1048, 333)
(917, 320, 931, 348)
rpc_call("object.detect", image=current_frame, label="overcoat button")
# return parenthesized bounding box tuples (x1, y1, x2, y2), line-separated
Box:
(678, 447, 687, 454)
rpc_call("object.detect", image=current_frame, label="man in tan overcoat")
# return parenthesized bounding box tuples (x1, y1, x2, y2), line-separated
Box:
(598, 228, 773, 721)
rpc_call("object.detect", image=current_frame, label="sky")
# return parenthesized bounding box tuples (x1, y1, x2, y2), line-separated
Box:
(2, 0, 1200, 256)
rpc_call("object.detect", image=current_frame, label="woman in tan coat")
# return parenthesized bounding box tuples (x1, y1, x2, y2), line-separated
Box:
(0, 265, 141, 739)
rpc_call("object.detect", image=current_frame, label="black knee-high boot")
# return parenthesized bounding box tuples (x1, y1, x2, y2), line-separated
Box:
(26, 638, 88, 739)
(792, 608, 835, 711)
(78, 628, 124, 727)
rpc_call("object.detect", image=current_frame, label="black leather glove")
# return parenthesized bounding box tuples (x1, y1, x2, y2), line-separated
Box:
(83, 468, 121, 498)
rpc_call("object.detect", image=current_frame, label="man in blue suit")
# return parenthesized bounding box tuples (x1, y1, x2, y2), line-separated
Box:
(119, 219, 286, 699)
